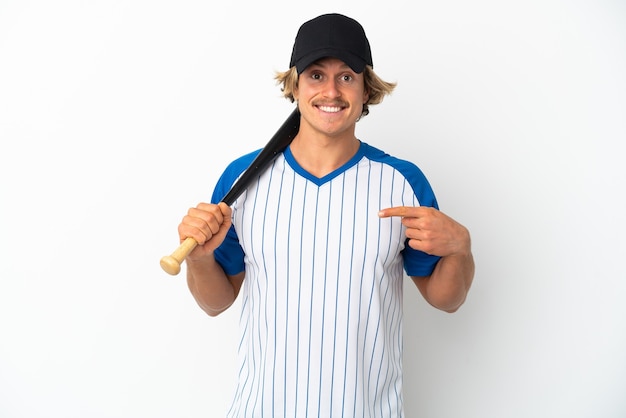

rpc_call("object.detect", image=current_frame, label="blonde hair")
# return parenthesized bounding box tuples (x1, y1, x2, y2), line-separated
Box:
(274, 65, 396, 118)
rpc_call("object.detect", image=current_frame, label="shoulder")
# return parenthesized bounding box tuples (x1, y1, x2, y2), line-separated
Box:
(210, 149, 262, 203)
(361, 142, 433, 189)
(222, 149, 262, 180)
(361, 142, 421, 170)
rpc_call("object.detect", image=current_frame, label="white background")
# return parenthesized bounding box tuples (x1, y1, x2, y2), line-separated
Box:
(1, 1, 625, 417)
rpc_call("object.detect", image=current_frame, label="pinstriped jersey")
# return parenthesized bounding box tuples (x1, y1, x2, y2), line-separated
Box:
(212, 141, 440, 418)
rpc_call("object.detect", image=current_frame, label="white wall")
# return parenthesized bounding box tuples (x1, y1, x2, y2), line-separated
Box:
(1, 1, 624, 417)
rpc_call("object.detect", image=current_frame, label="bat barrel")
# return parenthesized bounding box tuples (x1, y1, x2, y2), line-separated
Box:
(221, 108, 300, 205)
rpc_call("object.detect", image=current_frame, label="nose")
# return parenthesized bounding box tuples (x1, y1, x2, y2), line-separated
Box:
(322, 78, 341, 98)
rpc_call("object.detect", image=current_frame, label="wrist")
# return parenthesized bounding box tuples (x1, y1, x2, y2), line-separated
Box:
(186, 251, 216, 269)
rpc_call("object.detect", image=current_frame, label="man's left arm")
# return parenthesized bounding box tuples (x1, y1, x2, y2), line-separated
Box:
(378, 206, 475, 313)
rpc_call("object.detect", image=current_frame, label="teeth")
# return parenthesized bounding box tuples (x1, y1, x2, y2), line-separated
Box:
(319, 105, 341, 113)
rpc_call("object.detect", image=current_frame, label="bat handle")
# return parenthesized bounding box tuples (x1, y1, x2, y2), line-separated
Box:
(160, 237, 198, 275)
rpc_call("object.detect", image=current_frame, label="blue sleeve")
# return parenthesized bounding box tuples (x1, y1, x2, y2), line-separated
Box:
(210, 150, 261, 276)
(402, 247, 441, 277)
(375, 147, 442, 277)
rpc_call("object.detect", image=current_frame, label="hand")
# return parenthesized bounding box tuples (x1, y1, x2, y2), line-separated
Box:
(378, 206, 471, 257)
(178, 202, 232, 259)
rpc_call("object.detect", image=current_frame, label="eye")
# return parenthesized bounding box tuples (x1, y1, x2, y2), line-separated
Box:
(311, 72, 323, 80)
(341, 74, 353, 83)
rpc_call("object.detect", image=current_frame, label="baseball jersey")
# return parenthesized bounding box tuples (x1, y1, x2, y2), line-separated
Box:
(211, 141, 440, 418)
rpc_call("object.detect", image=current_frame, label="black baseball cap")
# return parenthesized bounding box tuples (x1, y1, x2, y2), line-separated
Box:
(289, 13, 373, 74)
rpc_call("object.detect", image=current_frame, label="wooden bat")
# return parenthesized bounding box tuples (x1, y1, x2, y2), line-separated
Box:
(160, 108, 300, 275)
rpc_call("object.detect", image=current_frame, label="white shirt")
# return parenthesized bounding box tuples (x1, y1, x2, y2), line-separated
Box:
(213, 142, 439, 417)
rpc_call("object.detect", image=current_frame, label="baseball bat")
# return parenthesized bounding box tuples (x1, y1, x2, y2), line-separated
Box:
(160, 107, 300, 275)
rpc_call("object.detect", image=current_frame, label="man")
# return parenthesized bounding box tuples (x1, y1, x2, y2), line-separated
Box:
(177, 13, 474, 417)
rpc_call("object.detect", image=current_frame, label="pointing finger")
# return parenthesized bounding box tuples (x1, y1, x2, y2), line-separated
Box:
(378, 206, 411, 218)
(379, 206, 434, 218)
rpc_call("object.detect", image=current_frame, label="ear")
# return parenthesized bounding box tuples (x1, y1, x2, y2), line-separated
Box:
(293, 78, 300, 101)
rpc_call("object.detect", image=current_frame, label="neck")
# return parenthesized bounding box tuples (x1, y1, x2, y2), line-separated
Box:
(289, 123, 360, 178)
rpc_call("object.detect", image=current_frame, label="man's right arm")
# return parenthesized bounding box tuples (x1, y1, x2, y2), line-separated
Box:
(186, 255, 244, 317)
(177, 201, 243, 316)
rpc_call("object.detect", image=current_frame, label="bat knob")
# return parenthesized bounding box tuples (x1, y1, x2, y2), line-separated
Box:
(160, 237, 198, 276)
(160, 255, 182, 276)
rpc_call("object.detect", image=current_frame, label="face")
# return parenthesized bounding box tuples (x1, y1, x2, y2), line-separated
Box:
(294, 57, 369, 138)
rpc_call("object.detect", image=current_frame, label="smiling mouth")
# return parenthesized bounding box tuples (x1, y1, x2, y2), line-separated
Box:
(317, 105, 343, 113)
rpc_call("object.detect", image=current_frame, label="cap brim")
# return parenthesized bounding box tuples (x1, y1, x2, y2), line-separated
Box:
(294, 48, 367, 74)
